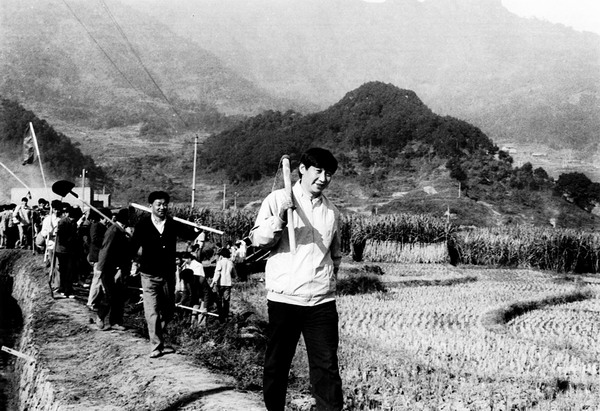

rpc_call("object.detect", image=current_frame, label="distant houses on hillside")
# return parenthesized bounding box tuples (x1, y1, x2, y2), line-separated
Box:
(500, 145, 517, 154)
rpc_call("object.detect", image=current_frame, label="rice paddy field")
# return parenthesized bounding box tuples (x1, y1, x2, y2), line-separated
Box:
(268, 263, 600, 410)
(171, 208, 600, 409)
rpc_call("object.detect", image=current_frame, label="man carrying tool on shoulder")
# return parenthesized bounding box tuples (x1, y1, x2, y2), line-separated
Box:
(250, 147, 344, 411)
(96, 208, 131, 332)
(130, 191, 178, 359)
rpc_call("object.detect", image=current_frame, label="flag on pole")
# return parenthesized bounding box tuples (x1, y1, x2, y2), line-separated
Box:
(22, 124, 34, 165)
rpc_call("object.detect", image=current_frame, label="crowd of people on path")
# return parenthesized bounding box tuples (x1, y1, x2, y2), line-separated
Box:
(2, 146, 345, 410)
(2, 192, 243, 359)
(0, 196, 50, 250)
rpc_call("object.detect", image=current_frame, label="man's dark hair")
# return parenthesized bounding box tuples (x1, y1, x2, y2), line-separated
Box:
(218, 248, 231, 258)
(51, 200, 62, 210)
(180, 268, 194, 283)
(69, 205, 82, 220)
(21, 197, 29, 202)
(299, 147, 338, 177)
(115, 208, 129, 225)
(88, 210, 100, 222)
(148, 191, 170, 204)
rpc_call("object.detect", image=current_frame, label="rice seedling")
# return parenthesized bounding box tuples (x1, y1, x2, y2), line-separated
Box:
(335, 267, 600, 410)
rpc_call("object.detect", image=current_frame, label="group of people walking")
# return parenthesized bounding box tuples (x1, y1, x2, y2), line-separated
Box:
(0, 196, 50, 250)
(15, 191, 237, 360)
(2, 146, 345, 410)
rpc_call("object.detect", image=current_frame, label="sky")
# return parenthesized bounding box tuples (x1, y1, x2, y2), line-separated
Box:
(501, 0, 600, 35)
(362, 0, 600, 35)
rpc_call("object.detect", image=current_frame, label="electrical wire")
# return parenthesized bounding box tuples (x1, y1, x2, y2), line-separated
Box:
(97, 0, 189, 129)
(60, 0, 174, 132)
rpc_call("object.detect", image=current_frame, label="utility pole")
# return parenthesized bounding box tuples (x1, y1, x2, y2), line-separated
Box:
(191, 134, 198, 209)
(81, 168, 86, 205)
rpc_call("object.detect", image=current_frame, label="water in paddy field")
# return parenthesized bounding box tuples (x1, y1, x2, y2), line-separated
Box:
(0, 272, 23, 410)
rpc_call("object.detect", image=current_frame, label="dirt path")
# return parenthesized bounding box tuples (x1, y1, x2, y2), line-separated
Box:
(10, 251, 264, 411)
(39, 295, 264, 410)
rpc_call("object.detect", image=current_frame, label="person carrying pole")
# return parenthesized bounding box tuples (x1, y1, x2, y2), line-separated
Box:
(96, 208, 131, 331)
(129, 191, 178, 359)
(250, 147, 343, 411)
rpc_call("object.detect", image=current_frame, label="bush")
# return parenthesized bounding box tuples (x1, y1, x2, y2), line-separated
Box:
(337, 274, 386, 295)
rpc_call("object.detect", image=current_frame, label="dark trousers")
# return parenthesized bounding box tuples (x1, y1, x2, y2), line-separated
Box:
(99, 269, 126, 326)
(264, 300, 343, 411)
(55, 252, 74, 295)
(214, 285, 231, 322)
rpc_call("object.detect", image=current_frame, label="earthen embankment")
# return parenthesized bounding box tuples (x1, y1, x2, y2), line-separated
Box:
(1, 250, 263, 411)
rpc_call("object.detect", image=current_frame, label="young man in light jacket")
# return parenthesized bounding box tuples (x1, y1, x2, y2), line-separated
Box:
(250, 147, 343, 411)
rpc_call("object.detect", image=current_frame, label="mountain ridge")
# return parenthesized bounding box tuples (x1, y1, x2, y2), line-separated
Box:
(0, 0, 312, 133)
(120, 0, 600, 152)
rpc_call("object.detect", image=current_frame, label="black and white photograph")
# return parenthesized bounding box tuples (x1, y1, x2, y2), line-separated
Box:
(0, 0, 599, 409)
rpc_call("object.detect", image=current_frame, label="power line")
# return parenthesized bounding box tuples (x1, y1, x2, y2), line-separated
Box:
(97, 0, 189, 129)
(60, 0, 174, 132)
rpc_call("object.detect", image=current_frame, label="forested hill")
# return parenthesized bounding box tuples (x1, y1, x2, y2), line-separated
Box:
(0, 98, 109, 191)
(203, 82, 497, 182)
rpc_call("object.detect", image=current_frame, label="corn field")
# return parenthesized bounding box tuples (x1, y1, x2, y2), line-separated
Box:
(339, 214, 451, 262)
(362, 241, 448, 264)
(167, 205, 257, 244)
(165, 206, 452, 263)
(340, 214, 450, 245)
(453, 226, 600, 273)
(162, 206, 600, 273)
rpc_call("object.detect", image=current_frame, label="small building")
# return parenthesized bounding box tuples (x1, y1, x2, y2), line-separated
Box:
(500, 146, 517, 154)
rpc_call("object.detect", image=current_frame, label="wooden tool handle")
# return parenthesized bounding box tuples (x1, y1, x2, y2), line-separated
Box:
(281, 155, 296, 254)
(130, 203, 224, 235)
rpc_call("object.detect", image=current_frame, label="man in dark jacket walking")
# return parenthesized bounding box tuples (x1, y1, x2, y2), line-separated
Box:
(55, 204, 78, 298)
(96, 208, 131, 331)
(86, 208, 109, 310)
(130, 191, 178, 358)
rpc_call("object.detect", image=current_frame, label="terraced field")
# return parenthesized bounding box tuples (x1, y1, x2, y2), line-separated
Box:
(336, 266, 600, 410)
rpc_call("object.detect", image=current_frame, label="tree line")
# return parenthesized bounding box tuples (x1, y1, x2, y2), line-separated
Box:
(0, 97, 110, 189)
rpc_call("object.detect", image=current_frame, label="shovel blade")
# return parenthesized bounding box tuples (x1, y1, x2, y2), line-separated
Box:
(52, 180, 78, 198)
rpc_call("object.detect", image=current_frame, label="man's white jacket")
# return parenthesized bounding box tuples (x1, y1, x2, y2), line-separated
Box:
(250, 182, 341, 306)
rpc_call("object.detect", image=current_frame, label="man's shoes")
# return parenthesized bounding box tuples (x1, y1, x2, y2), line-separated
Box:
(111, 324, 126, 331)
(67, 294, 76, 299)
(95, 315, 105, 330)
(149, 349, 163, 358)
(100, 324, 113, 331)
(162, 345, 176, 354)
